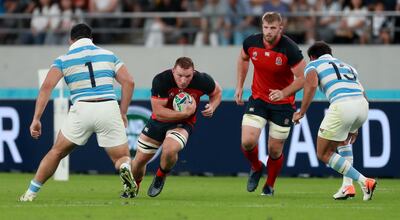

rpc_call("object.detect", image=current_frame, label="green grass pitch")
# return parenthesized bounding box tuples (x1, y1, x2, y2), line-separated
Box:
(1, 173, 399, 220)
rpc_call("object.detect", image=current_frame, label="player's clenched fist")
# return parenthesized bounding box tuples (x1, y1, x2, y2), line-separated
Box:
(30, 119, 42, 139)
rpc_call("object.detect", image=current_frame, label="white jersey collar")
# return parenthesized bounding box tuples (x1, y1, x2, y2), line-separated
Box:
(318, 54, 334, 60)
(69, 38, 94, 51)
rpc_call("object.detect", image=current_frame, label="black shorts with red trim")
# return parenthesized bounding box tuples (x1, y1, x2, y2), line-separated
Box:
(142, 118, 193, 142)
(244, 96, 295, 127)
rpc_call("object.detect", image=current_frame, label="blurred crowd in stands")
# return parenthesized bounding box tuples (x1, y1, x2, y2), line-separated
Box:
(0, 0, 399, 45)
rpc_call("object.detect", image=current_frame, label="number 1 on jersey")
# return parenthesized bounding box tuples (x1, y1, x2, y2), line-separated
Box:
(85, 62, 96, 88)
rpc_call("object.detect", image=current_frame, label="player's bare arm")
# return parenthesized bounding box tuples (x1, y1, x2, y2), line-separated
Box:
(30, 67, 63, 139)
(202, 81, 222, 117)
(292, 69, 318, 124)
(235, 49, 250, 105)
(151, 97, 196, 121)
(269, 59, 306, 102)
(115, 65, 135, 127)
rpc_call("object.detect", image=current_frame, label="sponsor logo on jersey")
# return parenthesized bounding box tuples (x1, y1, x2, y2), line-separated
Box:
(265, 52, 270, 57)
(252, 51, 258, 60)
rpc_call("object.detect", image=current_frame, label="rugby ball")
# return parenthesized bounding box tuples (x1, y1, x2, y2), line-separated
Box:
(173, 92, 193, 112)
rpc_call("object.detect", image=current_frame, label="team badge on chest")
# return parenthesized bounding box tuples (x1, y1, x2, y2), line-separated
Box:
(275, 57, 282, 65)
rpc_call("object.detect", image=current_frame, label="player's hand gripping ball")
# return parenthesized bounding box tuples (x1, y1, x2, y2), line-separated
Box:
(173, 92, 193, 112)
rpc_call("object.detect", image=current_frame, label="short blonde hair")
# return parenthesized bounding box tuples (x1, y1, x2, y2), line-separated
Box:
(261, 12, 282, 24)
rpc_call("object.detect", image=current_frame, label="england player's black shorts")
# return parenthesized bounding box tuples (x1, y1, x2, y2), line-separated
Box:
(141, 118, 193, 143)
(244, 96, 296, 127)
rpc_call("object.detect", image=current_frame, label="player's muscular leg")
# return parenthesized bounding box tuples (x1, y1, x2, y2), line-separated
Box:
(132, 151, 154, 181)
(132, 134, 161, 180)
(161, 128, 189, 170)
(267, 122, 291, 158)
(105, 143, 131, 170)
(267, 136, 285, 159)
(34, 132, 76, 184)
(317, 137, 341, 163)
(241, 125, 262, 151)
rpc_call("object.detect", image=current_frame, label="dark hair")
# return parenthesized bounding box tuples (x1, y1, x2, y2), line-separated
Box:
(174, 57, 194, 69)
(307, 41, 332, 59)
(70, 23, 92, 41)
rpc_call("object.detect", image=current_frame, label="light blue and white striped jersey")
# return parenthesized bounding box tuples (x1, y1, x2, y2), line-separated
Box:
(305, 54, 364, 103)
(51, 38, 123, 103)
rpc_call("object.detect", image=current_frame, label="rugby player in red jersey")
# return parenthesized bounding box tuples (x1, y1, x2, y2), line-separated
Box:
(235, 12, 306, 196)
(131, 57, 222, 197)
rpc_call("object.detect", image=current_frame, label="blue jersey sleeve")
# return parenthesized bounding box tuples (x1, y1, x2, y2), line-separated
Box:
(51, 57, 63, 71)
(304, 62, 317, 77)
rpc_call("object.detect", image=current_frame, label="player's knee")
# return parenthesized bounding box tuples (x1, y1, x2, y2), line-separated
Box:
(268, 149, 282, 159)
(241, 138, 257, 151)
(269, 122, 291, 140)
(49, 148, 66, 160)
(132, 156, 148, 168)
(316, 147, 331, 163)
(166, 130, 187, 149)
(136, 137, 160, 154)
(162, 148, 178, 161)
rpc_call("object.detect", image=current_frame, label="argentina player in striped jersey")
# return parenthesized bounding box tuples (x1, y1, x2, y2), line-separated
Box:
(20, 23, 137, 201)
(292, 41, 377, 201)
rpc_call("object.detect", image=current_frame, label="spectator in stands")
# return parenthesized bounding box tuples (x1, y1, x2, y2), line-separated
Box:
(89, 0, 121, 44)
(194, 0, 226, 46)
(262, 0, 290, 15)
(287, 0, 316, 44)
(334, 0, 369, 44)
(247, 0, 264, 15)
(315, 0, 341, 43)
(73, 0, 88, 12)
(371, 1, 392, 44)
(223, 0, 257, 45)
(25, 0, 54, 44)
(145, 0, 185, 47)
(45, 0, 78, 45)
(0, 0, 20, 44)
(181, 0, 207, 45)
(121, 0, 150, 44)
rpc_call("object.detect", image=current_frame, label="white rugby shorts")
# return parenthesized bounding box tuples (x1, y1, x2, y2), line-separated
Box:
(318, 97, 369, 141)
(61, 100, 128, 147)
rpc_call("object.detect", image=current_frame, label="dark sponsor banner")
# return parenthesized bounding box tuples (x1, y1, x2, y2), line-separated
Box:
(0, 101, 53, 171)
(0, 100, 399, 177)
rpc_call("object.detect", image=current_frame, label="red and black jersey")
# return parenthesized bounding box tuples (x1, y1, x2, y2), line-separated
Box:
(243, 34, 303, 105)
(151, 69, 216, 124)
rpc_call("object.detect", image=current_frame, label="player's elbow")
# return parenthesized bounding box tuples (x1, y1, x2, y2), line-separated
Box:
(215, 84, 222, 97)
(153, 111, 166, 121)
(123, 77, 135, 90)
(151, 107, 164, 119)
(40, 81, 54, 94)
(128, 78, 135, 89)
(297, 76, 306, 87)
(211, 82, 222, 98)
